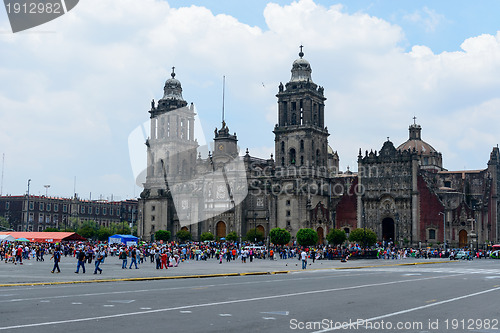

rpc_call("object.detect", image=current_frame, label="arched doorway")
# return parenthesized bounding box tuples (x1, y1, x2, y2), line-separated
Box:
(459, 230, 468, 248)
(382, 218, 395, 242)
(216, 221, 226, 239)
(256, 225, 265, 236)
(317, 227, 324, 244)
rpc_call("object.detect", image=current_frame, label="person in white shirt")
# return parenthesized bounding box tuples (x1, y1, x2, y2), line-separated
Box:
(301, 249, 307, 269)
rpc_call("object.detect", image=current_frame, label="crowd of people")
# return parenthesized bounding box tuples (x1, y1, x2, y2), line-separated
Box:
(0, 240, 496, 274)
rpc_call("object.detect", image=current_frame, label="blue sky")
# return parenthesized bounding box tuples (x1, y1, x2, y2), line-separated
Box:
(168, 0, 500, 53)
(1, 0, 500, 200)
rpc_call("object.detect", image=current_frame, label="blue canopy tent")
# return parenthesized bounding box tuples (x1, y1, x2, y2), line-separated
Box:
(108, 234, 138, 246)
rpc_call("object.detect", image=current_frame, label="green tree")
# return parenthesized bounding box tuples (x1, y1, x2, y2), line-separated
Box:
(176, 229, 192, 242)
(155, 230, 171, 242)
(225, 231, 239, 242)
(0, 216, 11, 231)
(348, 228, 377, 247)
(269, 227, 291, 246)
(246, 228, 264, 243)
(96, 227, 113, 241)
(200, 232, 214, 242)
(296, 228, 319, 247)
(77, 221, 98, 240)
(115, 225, 131, 235)
(326, 229, 346, 246)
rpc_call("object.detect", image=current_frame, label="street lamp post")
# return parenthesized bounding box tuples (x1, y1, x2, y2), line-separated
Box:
(253, 212, 257, 244)
(438, 212, 446, 250)
(25, 179, 31, 231)
(395, 212, 399, 247)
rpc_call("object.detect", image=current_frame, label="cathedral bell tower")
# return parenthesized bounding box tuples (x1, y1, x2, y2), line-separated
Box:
(144, 67, 198, 192)
(273, 46, 329, 170)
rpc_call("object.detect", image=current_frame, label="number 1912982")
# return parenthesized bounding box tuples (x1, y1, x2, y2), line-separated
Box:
(444, 319, 498, 330)
(5, 2, 62, 14)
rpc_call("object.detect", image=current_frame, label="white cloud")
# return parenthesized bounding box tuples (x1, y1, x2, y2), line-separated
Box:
(403, 7, 446, 33)
(1, 0, 500, 198)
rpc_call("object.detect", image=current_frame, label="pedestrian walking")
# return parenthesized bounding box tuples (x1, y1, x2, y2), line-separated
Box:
(50, 246, 61, 273)
(94, 250, 104, 274)
(75, 248, 86, 273)
(119, 249, 128, 269)
(160, 251, 168, 269)
(129, 247, 138, 269)
(301, 249, 307, 270)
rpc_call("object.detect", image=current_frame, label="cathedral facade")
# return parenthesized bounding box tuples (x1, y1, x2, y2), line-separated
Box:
(138, 49, 500, 249)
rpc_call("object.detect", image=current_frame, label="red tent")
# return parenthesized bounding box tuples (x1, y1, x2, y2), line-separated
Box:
(0, 232, 86, 243)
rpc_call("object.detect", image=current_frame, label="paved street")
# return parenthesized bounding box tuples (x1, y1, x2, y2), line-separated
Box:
(1, 258, 499, 332)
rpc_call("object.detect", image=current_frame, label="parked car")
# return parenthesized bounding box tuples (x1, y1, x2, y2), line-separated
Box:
(454, 250, 470, 260)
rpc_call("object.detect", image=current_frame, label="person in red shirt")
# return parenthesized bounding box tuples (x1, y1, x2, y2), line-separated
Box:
(161, 252, 168, 269)
(15, 246, 23, 265)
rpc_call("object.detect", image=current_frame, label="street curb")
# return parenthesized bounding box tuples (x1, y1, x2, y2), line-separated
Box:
(0, 260, 455, 287)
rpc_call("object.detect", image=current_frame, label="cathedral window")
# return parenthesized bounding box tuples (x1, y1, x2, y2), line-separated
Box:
(151, 205, 155, 211)
(300, 156, 304, 165)
(291, 113, 296, 125)
(300, 140, 304, 151)
(281, 141, 285, 153)
(292, 101, 296, 111)
(428, 229, 436, 240)
(286, 210, 291, 217)
(289, 148, 296, 165)
(281, 157, 285, 166)
(286, 200, 290, 206)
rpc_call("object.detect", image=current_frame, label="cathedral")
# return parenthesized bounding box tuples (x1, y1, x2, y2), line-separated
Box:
(138, 48, 500, 249)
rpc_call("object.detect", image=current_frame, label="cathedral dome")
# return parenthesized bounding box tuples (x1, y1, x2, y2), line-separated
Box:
(290, 47, 313, 82)
(161, 67, 185, 102)
(397, 122, 443, 170)
(397, 124, 438, 155)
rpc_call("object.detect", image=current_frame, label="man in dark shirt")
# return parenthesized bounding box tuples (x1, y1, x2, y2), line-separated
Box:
(50, 246, 61, 273)
(75, 248, 86, 273)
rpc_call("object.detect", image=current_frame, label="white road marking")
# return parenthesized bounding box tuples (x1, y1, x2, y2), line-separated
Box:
(312, 286, 500, 332)
(260, 311, 289, 316)
(103, 305, 114, 307)
(71, 302, 82, 305)
(262, 317, 276, 320)
(140, 307, 151, 310)
(40, 300, 50, 303)
(219, 314, 232, 317)
(0, 272, 378, 304)
(108, 300, 135, 304)
(179, 311, 192, 313)
(0, 273, 466, 330)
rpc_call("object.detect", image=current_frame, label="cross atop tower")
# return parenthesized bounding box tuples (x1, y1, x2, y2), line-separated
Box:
(413, 116, 417, 125)
(171, 66, 176, 78)
(299, 44, 304, 58)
